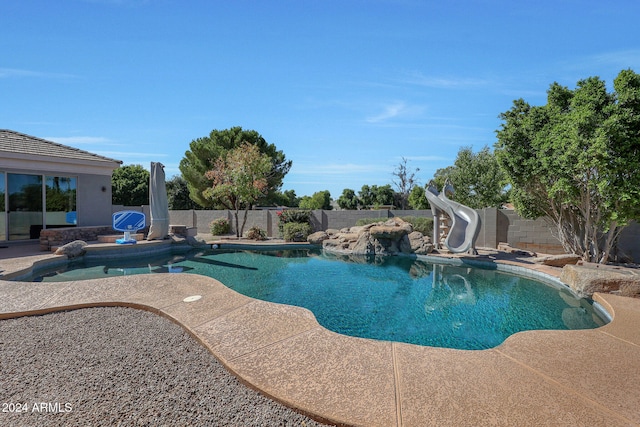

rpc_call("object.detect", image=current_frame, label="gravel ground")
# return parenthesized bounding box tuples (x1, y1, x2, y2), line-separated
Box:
(0, 307, 330, 427)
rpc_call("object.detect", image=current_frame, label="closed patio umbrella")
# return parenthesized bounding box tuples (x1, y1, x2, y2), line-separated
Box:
(147, 162, 169, 240)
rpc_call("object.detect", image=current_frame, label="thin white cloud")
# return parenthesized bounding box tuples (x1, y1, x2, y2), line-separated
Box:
(398, 71, 488, 88)
(292, 163, 387, 175)
(402, 155, 450, 162)
(589, 49, 640, 68)
(98, 151, 169, 158)
(78, 0, 149, 5)
(0, 68, 77, 79)
(366, 102, 406, 123)
(46, 136, 113, 145)
(0, 68, 42, 78)
(552, 50, 640, 85)
(285, 180, 335, 186)
(499, 88, 547, 99)
(365, 101, 424, 123)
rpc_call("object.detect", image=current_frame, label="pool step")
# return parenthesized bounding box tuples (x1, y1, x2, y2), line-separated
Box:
(97, 234, 145, 243)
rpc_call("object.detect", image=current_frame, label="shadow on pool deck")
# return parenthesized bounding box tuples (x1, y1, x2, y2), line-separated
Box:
(1, 240, 639, 426)
(0, 241, 42, 259)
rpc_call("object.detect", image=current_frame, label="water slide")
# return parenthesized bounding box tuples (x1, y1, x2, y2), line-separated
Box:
(425, 183, 481, 254)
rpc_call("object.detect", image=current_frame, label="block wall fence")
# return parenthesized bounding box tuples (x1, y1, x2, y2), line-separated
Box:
(113, 206, 640, 261)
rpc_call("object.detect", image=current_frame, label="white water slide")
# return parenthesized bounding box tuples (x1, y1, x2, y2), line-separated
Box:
(425, 183, 481, 254)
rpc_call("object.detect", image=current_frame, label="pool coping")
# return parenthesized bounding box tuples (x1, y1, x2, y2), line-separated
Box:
(1, 242, 639, 426)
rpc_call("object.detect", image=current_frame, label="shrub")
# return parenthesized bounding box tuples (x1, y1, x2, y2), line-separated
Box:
(277, 209, 311, 234)
(355, 217, 386, 227)
(210, 217, 230, 236)
(245, 226, 267, 241)
(400, 216, 434, 236)
(283, 222, 312, 242)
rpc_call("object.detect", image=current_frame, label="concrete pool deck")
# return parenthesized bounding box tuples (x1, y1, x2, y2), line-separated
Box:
(0, 241, 639, 426)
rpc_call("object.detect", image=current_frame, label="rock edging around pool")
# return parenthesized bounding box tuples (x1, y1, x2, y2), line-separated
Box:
(560, 263, 640, 298)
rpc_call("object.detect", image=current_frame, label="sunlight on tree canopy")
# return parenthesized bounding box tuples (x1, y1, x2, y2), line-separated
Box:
(203, 142, 273, 237)
(495, 69, 640, 263)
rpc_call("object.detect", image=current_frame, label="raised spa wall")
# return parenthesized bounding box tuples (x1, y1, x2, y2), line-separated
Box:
(38, 225, 198, 252)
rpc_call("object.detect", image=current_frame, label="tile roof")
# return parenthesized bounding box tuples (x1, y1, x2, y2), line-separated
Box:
(0, 129, 122, 164)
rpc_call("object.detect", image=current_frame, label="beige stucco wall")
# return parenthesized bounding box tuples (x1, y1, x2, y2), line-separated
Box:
(76, 173, 115, 227)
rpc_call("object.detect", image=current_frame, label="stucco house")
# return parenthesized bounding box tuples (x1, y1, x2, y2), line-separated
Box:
(0, 129, 122, 241)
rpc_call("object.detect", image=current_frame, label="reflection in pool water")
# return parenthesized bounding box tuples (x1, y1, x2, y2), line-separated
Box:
(30, 249, 607, 350)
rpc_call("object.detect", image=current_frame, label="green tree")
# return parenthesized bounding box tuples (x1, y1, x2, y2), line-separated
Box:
(375, 184, 395, 207)
(179, 126, 292, 208)
(432, 146, 508, 209)
(408, 185, 430, 209)
(272, 189, 300, 207)
(358, 185, 374, 208)
(495, 69, 640, 263)
(283, 189, 300, 207)
(392, 157, 420, 210)
(204, 142, 273, 237)
(166, 175, 201, 210)
(299, 190, 332, 210)
(337, 188, 360, 210)
(112, 164, 149, 206)
(358, 184, 395, 209)
(430, 165, 454, 193)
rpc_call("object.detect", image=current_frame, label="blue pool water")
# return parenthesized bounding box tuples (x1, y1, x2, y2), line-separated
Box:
(30, 249, 607, 350)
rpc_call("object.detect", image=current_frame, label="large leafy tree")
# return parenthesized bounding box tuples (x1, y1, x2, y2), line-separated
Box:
(299, 190, 332, 210)
(495, 69, 640, 263)
(358, 184, 395, 208)
(272, 189, 300, 207)
(337, 188, 360, 210)
(112, 164, 149, 206)
(204, 142, 273, 237)
(432, 146, 508, 209)
(408, 185, 430, 209)
(166, 175, 201, 210)
(180, 127, 292, 208)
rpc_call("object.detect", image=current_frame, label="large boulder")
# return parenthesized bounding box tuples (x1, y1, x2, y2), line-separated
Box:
(321, 218, 432, 257)
(399, 234, 413, 254)
(533, 254, 581, 267)
(338, 232, 361, 243)
(350, 232, 375, 255)
(322, 238, 347, 251)
(54, 240, 88, 258)
(408, 231, 434, 255)
(560, 264, 640, 298)
(369, 218, 413, 239)
(307, 231, 330, 245)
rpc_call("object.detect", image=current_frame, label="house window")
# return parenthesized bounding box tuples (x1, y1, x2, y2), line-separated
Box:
(45, 176, 77, 227)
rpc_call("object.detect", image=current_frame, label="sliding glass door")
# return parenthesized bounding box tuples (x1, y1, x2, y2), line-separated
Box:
(1, 173, 78, 241)
(0, 173, 5, 241)
(7, 173, 43, 240)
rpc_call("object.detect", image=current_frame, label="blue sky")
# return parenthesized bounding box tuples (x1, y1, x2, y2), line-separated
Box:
(3, 0, 640, 199)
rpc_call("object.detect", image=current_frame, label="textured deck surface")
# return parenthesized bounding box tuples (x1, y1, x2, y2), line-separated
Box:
(1, 242, 639, 426)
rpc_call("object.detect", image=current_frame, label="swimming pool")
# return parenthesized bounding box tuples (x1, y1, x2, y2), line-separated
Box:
(29, 249, 607, 350)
